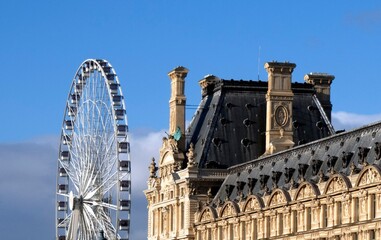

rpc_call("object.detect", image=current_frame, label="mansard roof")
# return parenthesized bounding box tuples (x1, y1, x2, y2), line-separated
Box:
(185, 79, 331, 169)
(212, 120, 381, 205)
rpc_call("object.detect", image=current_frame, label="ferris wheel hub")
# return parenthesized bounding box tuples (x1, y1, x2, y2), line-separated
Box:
(69, 192, 84, 211)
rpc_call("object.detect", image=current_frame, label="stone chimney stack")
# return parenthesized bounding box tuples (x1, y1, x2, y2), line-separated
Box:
(264, 62, 296, 155)
(168, 66, 188, 151)
(198, 74, 220, 97)
(304, 73, 335, 120)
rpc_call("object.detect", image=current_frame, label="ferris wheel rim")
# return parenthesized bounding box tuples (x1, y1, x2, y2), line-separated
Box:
(56, 59, 131, 240)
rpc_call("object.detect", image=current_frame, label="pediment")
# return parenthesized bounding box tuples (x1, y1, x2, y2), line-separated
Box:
(219, 201, 240, 218)
(198, 206, 217, 222)
(243, 195, 264, 212)
(267, 188, 290, 207)
(294, 181, 319, 201)
(356, 165, 381, 187)
(324, 173, 351, 194)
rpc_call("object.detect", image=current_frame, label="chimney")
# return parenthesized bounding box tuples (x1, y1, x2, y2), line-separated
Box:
(198, 74, 220, 97)
(304, 73, 335, 120)
(264, 62, 296, 155)
(168, 66, 188, 152)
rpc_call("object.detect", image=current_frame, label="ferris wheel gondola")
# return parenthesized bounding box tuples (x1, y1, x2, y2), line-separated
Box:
(55, 59, 131, 240)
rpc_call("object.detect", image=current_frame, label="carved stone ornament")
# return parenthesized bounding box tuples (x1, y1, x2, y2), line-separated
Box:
(296, 183, 314, 200)
(168, 136, 178, 153)
(200, 209, 212, 222)
(186, 143, 197, 168)
(326, 176, 347, 194)
(149, 158, 158, 178)
(269, 190, 287, 206)
(244, 197, 261, 212)
(358, 147, 370, 166)
(350, 161, 361, 175)
(221, 203, 234, 217)
(275, 105, 289, 127)
(358, 167, 381, 186)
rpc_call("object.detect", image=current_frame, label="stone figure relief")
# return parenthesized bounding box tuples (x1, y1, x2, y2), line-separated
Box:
(201, 209, 211, 222)
(361, 197, 366, 213)
(327, 176, 346, 194)
(359, 167, 380, 186)
(313, 208, 318, 223)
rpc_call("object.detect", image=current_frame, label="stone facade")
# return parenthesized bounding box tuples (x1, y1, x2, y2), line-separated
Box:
(195, 165, 381, 240)
(145, 61, 381, 240)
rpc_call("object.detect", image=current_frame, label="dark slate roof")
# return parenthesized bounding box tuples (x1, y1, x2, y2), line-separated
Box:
(212, 120, 381, 204)
(185, 79, 331, 169)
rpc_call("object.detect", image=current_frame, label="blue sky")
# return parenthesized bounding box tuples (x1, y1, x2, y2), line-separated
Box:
(1, 1, 381, 239)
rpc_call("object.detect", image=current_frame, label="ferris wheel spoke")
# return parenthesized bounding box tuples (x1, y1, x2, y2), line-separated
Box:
(88, 169, 127, 200)
(84, 171, 118, 199)
(83, 203, 105, 238)
(57, 212, 72, 228)
(57, 192, 70, 198)
(58, 160, 80, 192)
(67, 209, 81, 240)
(83, 199, 118, 211)
(79, 209, 94, 240)
(98, 207, 118, 239)
(99, 201, 118, 211)
(80, 160, 97, 196)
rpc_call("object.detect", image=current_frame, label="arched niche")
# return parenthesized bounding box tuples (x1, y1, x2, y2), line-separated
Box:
(355, 164, 381, 187)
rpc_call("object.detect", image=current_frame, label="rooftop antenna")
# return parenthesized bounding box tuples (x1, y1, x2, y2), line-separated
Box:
(257, 45, 261, 80)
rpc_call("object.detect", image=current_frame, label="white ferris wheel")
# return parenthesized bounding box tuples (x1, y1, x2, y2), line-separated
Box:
(56, 59, 131, 240)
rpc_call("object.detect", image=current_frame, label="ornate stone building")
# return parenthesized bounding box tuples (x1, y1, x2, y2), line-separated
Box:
(144, 62, 381, 239)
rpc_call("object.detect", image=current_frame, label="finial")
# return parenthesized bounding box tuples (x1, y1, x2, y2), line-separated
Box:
(186, 143, 197, 168)
(207, 187, 213, 204)
(149, 158, 158, 178)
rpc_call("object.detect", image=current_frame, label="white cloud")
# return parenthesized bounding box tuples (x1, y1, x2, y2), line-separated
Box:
(129, 129, 165, 238)
(345, 9, 381, 32)
(0, 130, 165, 240)
(0, 137, 57, 239)
(129, 130, 164, 191)
(332, 111, 381, 131)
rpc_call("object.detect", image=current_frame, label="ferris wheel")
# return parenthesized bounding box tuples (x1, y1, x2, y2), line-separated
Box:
(56, 59, 131, 240)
